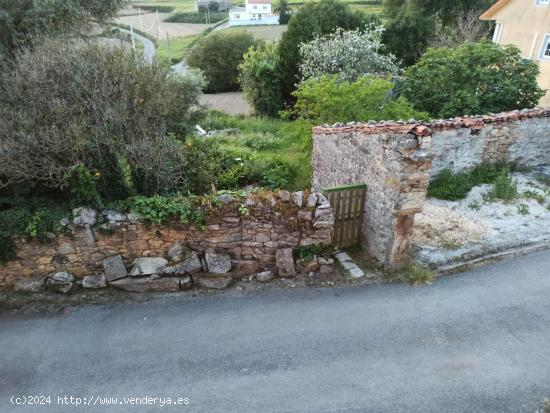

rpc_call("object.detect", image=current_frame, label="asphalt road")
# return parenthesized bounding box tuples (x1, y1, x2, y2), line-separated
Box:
(2, 251, 550, 413)
(117, 28, 156, 63)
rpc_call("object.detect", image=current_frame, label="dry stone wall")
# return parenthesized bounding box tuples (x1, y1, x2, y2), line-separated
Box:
(0, 190, 334, 291)
(312, 108, 550, 269)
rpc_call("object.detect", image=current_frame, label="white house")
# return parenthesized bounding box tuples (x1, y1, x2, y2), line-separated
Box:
(229, 0, 278, 25)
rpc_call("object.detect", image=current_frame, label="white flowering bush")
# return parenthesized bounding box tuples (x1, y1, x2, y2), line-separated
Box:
(298, 26, 399, 81)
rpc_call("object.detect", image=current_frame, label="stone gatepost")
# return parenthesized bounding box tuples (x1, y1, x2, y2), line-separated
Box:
(312, 123, 433, 270)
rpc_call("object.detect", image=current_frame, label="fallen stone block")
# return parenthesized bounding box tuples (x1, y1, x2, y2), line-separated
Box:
(13, 276, 47, 293)
(256, 270, 274, 283)
(103, 255, 128, 282)
(160, 251, 202, 276)
(194, 274, 234, 290)
(46, 271, 75, 293)
(130, 257, 168, 276)
(82, 274, 107, 289)
(276, 248, 296, 277)
(205, 251, 231, 274)
(110, 276, 180, 293)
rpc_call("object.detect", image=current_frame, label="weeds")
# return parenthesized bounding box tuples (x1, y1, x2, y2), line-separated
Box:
(428, 162, 508, 201)
(484, 170, 518, 203)
(523, 190, 546, 205)
(403, 263, 433, 285)
(517, 203, 530, 215)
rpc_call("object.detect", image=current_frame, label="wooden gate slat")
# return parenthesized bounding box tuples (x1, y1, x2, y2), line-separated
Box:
(323, 184, 367, 249)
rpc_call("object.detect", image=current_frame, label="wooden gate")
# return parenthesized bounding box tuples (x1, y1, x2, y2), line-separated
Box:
(323, 183, 367, 248)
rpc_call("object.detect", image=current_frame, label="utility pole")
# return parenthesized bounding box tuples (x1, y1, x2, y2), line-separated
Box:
(167, 32, 172, 65)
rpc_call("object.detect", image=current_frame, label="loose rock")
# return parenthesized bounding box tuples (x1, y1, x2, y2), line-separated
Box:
(13, 277, 46, 293)
(130, 257, 168, 276)
(110, 276, 180, 293)
(72, 207, 97, 226)
(194, 274, 234, 290)
(256, 270, 274, 283)
(205, 251, 231, 274)
(46, 271, 75, 293)
(275, 248, 296, 277)
(82, 274, 107, 289)
(161, 251, 202, 275)
(103, 255, 128, 282)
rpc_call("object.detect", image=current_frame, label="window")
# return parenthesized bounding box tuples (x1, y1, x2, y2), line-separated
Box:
(253, 5, 257, 9)
(536, 0, 549, 5)
(492, 23, 503, 44)
(263, 5, 267, 9)
(540, 35, 550, 60)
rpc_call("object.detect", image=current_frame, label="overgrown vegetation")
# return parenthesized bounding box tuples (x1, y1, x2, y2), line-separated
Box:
(400, 41, 545, 118)
(0, 39, 206, 198)
(288, 75, 428, 124)
(428, 163, 512, 201)
(484, 170, 518, 203)
(200, 111, 313, 190)
(187, 30, 257, 93)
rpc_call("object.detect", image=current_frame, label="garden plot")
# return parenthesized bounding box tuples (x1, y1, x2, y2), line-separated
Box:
(413, 170, 550, 268)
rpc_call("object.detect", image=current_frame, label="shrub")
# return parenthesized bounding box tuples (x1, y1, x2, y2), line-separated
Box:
(289, 75, 428, 124)
(187, 31, 257, 93)
(180, 137, 222, 194)
(485, 170, 518, 203)
(299, 26, 399, 82)
(239, 42, 284, 117)
(400, 41, 545, 118)
(0, 0, 125, 58)
(0, 38, 205, 198)
(427, 162, 509, 201)
(278, 0, 375, 101)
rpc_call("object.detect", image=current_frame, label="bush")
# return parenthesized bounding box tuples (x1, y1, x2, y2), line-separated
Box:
(289, 75, 428, 124)
(180, 137, 222, 194)
(382, 9, 436, 67)
(400, 41, 545, 118)
(187, 31, 257, 93)
(299, 26, 399, 81)
(485, 170, 518, 203)
(0, 38, 206, 198)
(239, 42, 284, 117)
(279, 13, 291, 24)
(0, 0, 125, 58)
(278, 0, 375, 101)
(164, 12, 227, 24)
(427, 162, 509, 201)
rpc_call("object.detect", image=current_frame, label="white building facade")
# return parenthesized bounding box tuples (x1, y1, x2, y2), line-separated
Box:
(229, 0, 278, 25)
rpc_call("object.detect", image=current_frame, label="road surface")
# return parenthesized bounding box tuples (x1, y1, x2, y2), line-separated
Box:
(117, 28, 156, 63)
(2, 250, 550, 412)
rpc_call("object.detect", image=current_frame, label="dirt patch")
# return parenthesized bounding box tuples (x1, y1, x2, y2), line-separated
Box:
(200, 92, 251, 115)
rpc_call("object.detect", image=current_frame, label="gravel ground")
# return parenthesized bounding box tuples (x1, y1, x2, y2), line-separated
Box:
(413, 169, 550, 268)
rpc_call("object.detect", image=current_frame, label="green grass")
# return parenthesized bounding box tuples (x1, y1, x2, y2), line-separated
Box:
(201, 111, 313, 190)
(428, 162, 510, 201)
(165, 11, 227, 23)
(156, 34, 200, 67)
(484, 170, 518, 203)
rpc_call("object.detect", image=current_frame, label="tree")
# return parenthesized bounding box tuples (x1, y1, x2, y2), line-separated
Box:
(0, 0, 125, 59)
(0, 38, 206, 197)
(238, 42, 284, 117)
(278, 0, 375, 102)
(400, 41, 545, 118)
(299, 26, 399, 82)
(382, 8, 436, 67)
(382, 0, 494, 66)
(430, 9, 493, 48)
(289, 75, 428, 124)
(273, 0, 292, 24)
(187, 30, 257, 93)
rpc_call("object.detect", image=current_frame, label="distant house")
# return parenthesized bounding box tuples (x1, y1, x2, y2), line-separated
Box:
(480, 0, 550, 106)
(229, 0, 279, 25)
(195, 0, 231, 12)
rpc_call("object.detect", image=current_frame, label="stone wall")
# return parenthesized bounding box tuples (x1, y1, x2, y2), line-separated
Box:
(312, 124, 432, 269)
(312, 108, 550, 269)
(428, 109, 550, 177)
(0, 190, 333, 290)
